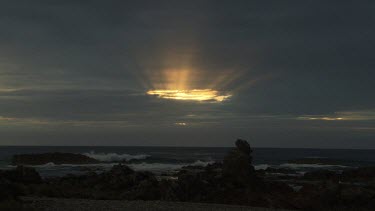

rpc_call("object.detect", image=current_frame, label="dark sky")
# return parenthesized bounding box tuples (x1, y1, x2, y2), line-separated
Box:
(0, 0, 374, 148)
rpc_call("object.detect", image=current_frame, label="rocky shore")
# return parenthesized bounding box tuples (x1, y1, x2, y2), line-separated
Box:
(22, 197, 294, 211)
(1, 139, 375, 210)
(12, 152, 100, 165)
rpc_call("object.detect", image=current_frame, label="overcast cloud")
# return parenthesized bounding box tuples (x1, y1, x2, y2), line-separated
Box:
(0, 0, 374, 147)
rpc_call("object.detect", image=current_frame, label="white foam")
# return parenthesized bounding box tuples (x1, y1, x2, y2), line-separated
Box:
(280, 163, 349, 169)
(254, 164, 270, 170)
(17, 159, 214, 175)
(83, 151, 150, 162)
(129, 162, 184, 172)
(20, 162, 118, 170)
(129, 160, 214, 173)
(36, 162, 56, 167)
(190, 160, 215, 166)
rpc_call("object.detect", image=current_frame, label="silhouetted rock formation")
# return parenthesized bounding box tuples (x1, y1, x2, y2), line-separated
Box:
(223, 139, 258, 186)
(12, 152, 100, 165)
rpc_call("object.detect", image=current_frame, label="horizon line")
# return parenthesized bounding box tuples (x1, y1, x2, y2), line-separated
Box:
(0, 145, 375, 150)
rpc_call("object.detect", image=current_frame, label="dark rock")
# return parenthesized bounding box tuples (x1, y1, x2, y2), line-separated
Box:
(0, 166, 42, 184)
(264, 167, 297, 175)
(159, 179, 180, 201)
(266, 181, 294, 194)
(292, 181, 375, 209)
(0, 166, 41, 201)
(38, 164, 162, 200)
(292, 181, 341, 209)
(235, 139, 253, 156)
(340, 186, 375, 208)
(222, 139, 258, 186)
(126, 174, 160, 200)
(12, 152, 100, 165)
(99, 164, 137, 190)
(205, 162, 223, 170)
(341, 167, 375, 182)
(303, 170, 339, 181)
(107, 164, 135, 176)
(175, 170, 213, 202)
(0, 177, 23, 201)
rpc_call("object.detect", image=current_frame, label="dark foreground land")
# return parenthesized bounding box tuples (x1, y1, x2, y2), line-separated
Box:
(21, 197, 293, 211)
(1, 140, 375, 210)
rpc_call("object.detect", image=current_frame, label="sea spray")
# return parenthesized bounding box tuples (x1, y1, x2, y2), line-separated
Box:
(83, 151, 150, 162)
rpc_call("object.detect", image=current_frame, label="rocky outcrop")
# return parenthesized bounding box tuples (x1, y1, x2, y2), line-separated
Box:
(33, 164, 160, 200)
(0, 166, 42, 184)
(292, 181, 375, 210)
(294, 167, 375, 184)
(12, 152, 100, 165)
(341, 167, 375, 181)
(0, 166, 42, 201)
(222, 139, 258, 186)
(302, 170, 339, 181)
(0, 179, 22, 201)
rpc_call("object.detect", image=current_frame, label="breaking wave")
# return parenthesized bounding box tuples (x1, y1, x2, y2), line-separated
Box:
(279, 163, 350, 169)
(129, 160, 214, 173)
(83, 151, 150, 162)
(254, 164, 270, 170)
(11, 159, 215, 177)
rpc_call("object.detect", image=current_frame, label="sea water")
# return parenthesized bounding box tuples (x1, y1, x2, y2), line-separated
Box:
(0, 146, 374, 177)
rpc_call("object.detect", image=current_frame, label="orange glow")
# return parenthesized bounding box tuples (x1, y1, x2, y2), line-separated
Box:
(299, 117, 345, 121)
(175, 122, 188, 126)
(147, 89, 231, 102)
(137, 47, 241, 103)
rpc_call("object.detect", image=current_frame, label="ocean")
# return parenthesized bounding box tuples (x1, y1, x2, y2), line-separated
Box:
(1, 146, 374, 177)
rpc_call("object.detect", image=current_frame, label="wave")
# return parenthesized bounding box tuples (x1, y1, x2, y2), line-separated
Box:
(14, 159, 214, 175)
(34, 162, 56, 168)
(82, 151, 150, 162)
(189, 160, 215, 166)
(254, 164, 270, 170)
(129, 160, 214, 173)
(280, 163, 350, 169)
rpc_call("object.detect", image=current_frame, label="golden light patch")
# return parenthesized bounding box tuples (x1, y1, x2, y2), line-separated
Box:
(175, 122, 188, 126)
(298, 117, 344, 121)
(147, 89, 231, 102)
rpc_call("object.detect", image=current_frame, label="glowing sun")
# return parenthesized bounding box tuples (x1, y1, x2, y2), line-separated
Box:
(147, 89, 231, 102)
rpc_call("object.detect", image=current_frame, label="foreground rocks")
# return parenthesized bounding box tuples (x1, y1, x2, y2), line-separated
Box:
(0, 166, 42, 184)
(23, 197, 293, 211)
(33, 164, 160, 200)
(0, 166, 42, 201)
(12, 152, 100, 165)
(2, 139, 375, 210)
